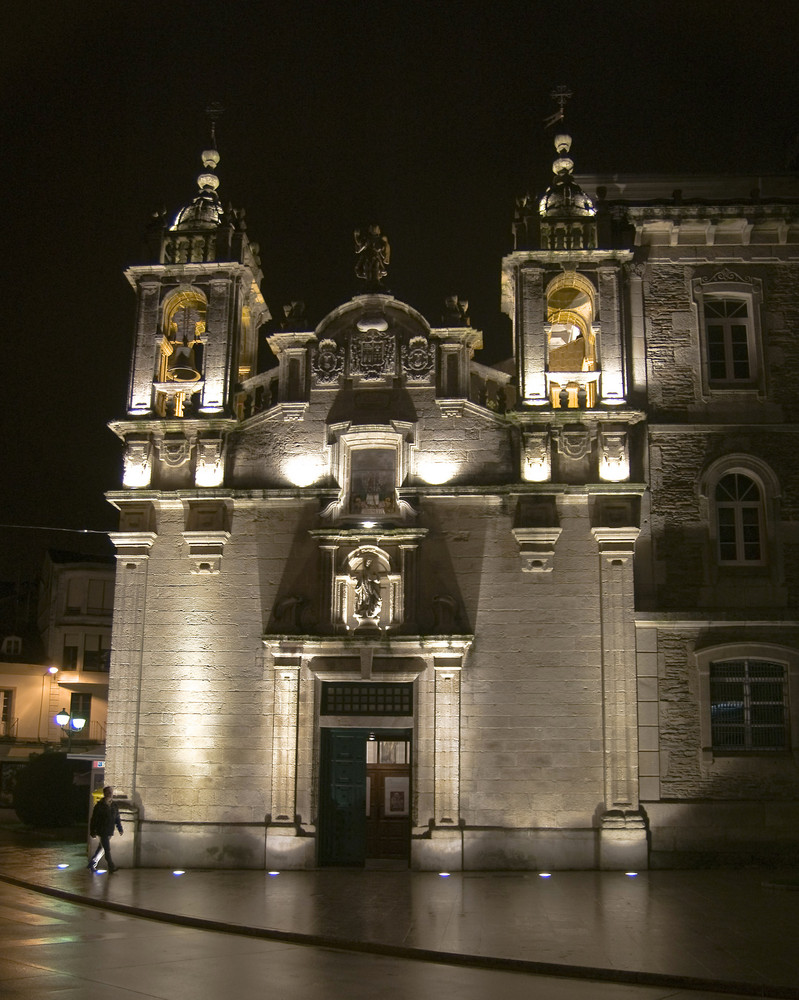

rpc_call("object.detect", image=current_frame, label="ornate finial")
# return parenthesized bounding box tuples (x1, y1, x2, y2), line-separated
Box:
(354, 224, 391, 289)
(205, 102, 225, 148)
(543, 85, 572, 129)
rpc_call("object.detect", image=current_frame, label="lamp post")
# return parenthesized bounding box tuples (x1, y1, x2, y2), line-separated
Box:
(54, 708, 86, 750)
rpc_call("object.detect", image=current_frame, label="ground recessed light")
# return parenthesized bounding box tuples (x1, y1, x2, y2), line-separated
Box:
(538, 872, 552, 878)
(438, 872, 450, 877)
(172, 870, 185, 876)
(625, 872, 638, 877)
(268, 871, 280, 876)
(56, 863, 69, 869)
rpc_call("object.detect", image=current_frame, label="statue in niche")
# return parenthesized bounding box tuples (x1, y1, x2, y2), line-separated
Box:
(354, 225, 390, 287)
(352, 558, 382, 620)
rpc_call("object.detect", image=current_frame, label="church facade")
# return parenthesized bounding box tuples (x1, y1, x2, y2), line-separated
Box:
(105, 132, 799, 870)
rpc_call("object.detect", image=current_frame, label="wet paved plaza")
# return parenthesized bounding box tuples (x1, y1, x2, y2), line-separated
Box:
(1, 840, 798, 999)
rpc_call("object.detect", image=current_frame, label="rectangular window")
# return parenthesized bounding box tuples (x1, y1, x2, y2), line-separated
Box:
(62, 634, 80, 670)
(70, 693, 91, 730)
(704, 299, 753, 385)
(65, 578, 82, 613)
(87, 579, 113, 614)
(321, 682, 413, 716)
(349, 449, 396, 516)
(710, 659, 787, 751)
(0, 690, 12, 736)
(83, 634, 111, 672)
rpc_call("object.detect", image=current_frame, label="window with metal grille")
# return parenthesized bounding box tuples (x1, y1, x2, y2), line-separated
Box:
(710, 659, 787, 751)
(704, 298, 752, 384)
(715, 473, 763, 564)
(321, 682, 413, 716)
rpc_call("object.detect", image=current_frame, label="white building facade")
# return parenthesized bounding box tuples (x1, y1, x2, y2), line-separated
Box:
(105, 133, 799, 870)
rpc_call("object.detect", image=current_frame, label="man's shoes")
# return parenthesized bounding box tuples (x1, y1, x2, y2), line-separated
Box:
(86, 861, 96, 870)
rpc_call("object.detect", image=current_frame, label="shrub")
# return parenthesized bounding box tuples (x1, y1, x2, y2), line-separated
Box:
(13, 753, 90, 828)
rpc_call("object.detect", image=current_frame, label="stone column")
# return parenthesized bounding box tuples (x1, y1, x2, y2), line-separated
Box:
(105, 531, 156, 813)
(591, 526, 647, 869)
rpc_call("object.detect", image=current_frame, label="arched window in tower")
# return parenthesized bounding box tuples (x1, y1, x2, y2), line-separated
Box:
(715, 473, 763, 564)
(545, 272, 597, 408)
(156, 290, 206, 416)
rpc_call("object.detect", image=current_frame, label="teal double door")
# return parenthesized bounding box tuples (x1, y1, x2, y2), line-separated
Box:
(319, 728, 411, 867)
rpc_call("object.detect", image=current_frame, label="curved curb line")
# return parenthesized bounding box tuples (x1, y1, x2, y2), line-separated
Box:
(1, 872, 795, 999)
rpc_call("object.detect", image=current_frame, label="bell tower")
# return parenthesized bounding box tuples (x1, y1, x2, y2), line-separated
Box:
(111, 133, 269, 489)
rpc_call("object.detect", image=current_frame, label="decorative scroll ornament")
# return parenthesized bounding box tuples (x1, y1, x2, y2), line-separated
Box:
(700, 268, 747, 284)
(598, 426, 630, 482)
(195, 437, 224, 487)
(156, 436, 192, 468)
(123, 440, 152, 488)
(312, 338, 344, 384)
(556, 425, 591, 460)
(401, 336, 435, 381)
(350, 329, 396, 379)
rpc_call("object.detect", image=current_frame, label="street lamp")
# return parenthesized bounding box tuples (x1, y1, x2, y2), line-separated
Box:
(54, 708, 86, 750)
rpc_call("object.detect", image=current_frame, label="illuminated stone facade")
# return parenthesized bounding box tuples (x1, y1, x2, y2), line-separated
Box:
(105, 138, 799, 870)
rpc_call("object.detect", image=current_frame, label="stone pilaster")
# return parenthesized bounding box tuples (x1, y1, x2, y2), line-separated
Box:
(105, 530, 156, 803)
(128, 280, 160, 414)
(269, 655, 301, 824)
(201, 277, 232, 413)
(519, 266, 547, 404)
(591, 525, 648, 869)
(597, 265, 626, 404)
(431, 657, 463, 868)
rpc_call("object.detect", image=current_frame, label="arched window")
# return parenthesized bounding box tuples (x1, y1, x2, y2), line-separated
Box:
(545, 271, 597, 408)
(700, 457, 778, 572)
(715, 472, 763, 564)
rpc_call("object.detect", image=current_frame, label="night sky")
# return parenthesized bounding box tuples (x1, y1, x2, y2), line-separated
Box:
(2, 1, 798, 577)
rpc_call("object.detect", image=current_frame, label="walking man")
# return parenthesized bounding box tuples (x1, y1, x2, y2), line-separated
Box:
(88, 786, 123, 872)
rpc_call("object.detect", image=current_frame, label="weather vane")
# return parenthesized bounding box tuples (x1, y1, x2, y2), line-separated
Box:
(205, 102, 225, 147)
(543, 85, 572, 129)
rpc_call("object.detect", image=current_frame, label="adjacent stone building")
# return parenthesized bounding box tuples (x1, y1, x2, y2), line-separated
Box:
(105, 128, 799, 870)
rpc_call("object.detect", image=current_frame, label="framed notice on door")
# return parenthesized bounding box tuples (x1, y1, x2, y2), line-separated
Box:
(384, 776, 409, 817)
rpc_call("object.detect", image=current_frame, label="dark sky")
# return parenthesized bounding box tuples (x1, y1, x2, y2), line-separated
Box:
(2, 1, 798, 575)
